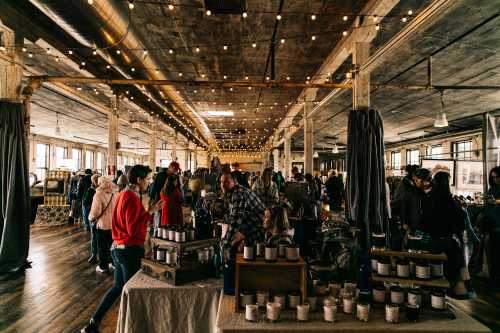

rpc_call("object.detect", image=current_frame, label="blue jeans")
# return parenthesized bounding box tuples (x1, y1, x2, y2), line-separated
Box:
(82, 203, 90, 230)
(92, 246, 144, 324)
(82, 204, 97, 255)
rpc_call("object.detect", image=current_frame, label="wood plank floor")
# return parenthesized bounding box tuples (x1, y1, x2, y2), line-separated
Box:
(1, 225, 499, 333)
(0, 224, 118, 333)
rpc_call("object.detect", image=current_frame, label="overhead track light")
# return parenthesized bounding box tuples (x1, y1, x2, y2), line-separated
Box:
(434, 91, 449, 128)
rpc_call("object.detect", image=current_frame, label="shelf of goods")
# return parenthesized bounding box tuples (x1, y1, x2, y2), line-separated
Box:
(234, 254, 307, 312)
(141, 237, 220, 285)
(371, 249, 450, 288)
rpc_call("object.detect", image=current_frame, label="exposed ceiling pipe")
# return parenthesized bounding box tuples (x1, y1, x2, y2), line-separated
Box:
(28, 0, 212, 147)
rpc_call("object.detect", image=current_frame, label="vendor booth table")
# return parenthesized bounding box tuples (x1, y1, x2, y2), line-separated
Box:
(215, 295, 491, 333)
(116, 272, 222, 333)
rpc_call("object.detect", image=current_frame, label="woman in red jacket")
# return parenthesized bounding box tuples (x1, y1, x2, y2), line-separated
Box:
(160, 174, 184, 226)
(82, 165, 163, 333)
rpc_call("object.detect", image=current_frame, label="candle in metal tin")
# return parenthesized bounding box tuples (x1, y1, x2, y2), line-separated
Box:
(377, 258, 391, 276)
(390, 286, 404, 305)
(406, 304, 420, 322)
(175, 229, 186, 243)
(168, 227, 176, 241)
(356, 302, 370, 322)
(156, 248, 166, 261)
(385, 304, 399, 323)
(285, 244, 300, 261)
(243, 244, 255, 261)
(415, 261, 431, 280)
(288, 292, 301, 309)
(297, 303, 310, 321)
(245, 304, 258, 322)
(324, 304, 337, 322)
(372, 285, 386, 303)
(266, 302, 281, 322)
(397, 259, 410, 278)
(273, 294, 286, 309)
(256, 290, 270, 307)
(371, 257, 378, 272)
(255, 242, 265, 257)
(240, 291, 255, 307)
(431, 291, 446, 310)
(431, 260, 444, 278)
(407, 235, 422, 253)
(307, 296, 318, 312)
(162, 228, 169, 240)
(264, 246, 278, 262)
(408, 288, 422, 307)
(372, 233, 386, 249)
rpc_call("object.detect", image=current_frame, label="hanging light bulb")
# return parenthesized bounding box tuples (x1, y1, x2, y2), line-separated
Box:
(55, 112, 62, 136)
(332, 143, 339, 154)
(434, 91, 449, 128)
(128, 1, 135, 10)
(276, 14, 282, 20)
(313, 151, 319, 158)
(242, 11, 248, 18)
(375, 24, 380, 31)
(343, 15, 348, 21)
(311, 14, 316, 20)
(206, 9, 212, 16)
(168, 4, 174, 10)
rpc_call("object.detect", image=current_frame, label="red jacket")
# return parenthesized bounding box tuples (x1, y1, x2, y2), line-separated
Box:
(112, 189, 152, 246)
(160, 188, 183, 227)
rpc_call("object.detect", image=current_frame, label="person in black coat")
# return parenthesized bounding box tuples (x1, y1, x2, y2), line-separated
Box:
(420, 171, 468, 298)
(325, 170, 343, 211)
(400, 168, 431, 233)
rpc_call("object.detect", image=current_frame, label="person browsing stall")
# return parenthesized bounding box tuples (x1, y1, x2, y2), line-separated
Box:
(221, 172, 265, 256)
(263, 205, 292, 246)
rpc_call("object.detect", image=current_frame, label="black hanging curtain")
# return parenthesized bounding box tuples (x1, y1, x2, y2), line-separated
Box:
(346, 108, 387, 250)
(0, 101, 30, 272)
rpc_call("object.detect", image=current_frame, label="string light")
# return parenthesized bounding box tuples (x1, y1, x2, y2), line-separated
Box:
(106, 65, 111, 69)
(128, 1, 135, 10)
(245, 76, 249, 80)
(252, 42, 257, 48)
(311, 14, 316, 20)
(401, 16, 408, 22)
(116, 49, 121, 54)
(28, 52, 33, 58)
(311, 35, 316, 41)
(223, 45, 228, 51)
(88, 0, 93, 4)
(280, 38, 285, 44)
(276, 14, 282, 20)
(169, 49, 174, 54)
(22, 47, 27, 52)
(168, 4, 174, 10)
(195, 47, 200, 53)
(68, 50, 73, 55)
(206, 9, 212, 16)
(408, 10, 413, 15)
(375, 24, 380, 31)
(373, 15, 379, 22)
(143, 50, 148, 56)
(242, 11, 248, 18)
(343, 15, 348, 21)
(55, 56, 60, 62)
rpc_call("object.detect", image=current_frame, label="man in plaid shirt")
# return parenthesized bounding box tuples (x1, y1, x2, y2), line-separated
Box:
(221, 173, 265, 253)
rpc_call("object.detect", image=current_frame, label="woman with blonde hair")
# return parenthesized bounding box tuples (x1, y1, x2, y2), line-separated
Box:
(89, 176, 118, 273)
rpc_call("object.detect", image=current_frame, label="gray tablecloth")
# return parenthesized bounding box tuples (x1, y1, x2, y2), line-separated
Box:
(215, 295, 491, 333)
(116, 271, 222, 333)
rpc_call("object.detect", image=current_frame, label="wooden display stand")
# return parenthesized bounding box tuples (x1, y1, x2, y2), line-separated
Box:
(141, 258, 215, 285)
(150, 237, 219, 253)
(234, 254, 307, 312)
(371, 249, 450, 288)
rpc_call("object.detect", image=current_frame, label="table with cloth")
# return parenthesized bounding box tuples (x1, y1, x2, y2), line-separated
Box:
(116, 271, 222, 333)
(215, 295, 491, 333)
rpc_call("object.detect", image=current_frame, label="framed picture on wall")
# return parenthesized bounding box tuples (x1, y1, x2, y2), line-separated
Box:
(421, 159, 455, 186)
(456, 160, 484, 192)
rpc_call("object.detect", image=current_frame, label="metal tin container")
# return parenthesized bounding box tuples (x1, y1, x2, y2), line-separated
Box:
(390, 286, 404, 305)
(266, 302, 281, 322)
(240, 291, 255, 308)
(273, 294, 286, 309)
(265, 246, 278, 262)
(175, 230, 186, 243)
(356, 302, 370, 322)
(156, 248, 166, 261)
(385, 304, 399, 323)
(256, 290, 270, 307)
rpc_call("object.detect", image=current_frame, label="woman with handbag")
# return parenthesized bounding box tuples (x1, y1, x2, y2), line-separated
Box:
(89, 176, 118, 273)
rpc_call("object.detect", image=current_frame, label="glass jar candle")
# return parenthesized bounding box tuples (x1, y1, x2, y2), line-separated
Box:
(372, 285, 386, 303)
(356, 302, 370, 322)
(408, 288, 422, 307)
(377, 258, 391, 276)
(385, 304, 399, 323)
(407, 235, 422, 253)
(175, 230, 186, 243)
(168, 228, 176, 241)
(278, 241, 288, 258)
(297, 303, 310, 321)
(431, 291, 446, 310)
(266, 302, 281, 322)
(265, 246, 278, 262)
(397, 259, 410, 278)
(243, 245, 255, 261)
(240, 291, 255, 308)
(343, 293, 353, 314)
(372, 233, 386, 249)
(166, 250, 177, 265)
(431, 261, 444, 278)
(286, 244, 300, 261)
(288, 292, 301, 309)
(245, 304, 258, 322)
(256, 242, 265, 257)
(273, 294, 286, 309)
(162, 228, 169, 240)
(416, 261, 431, 280)
(156, 248, 166, 261)
(390, 286, 404, 305)
(324, 304, 337, 322)
(256, 290, 270, 307)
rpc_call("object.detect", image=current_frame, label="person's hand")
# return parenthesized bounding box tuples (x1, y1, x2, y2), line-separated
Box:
(149, 200, 164, 214)
(231, 231, 245, 246)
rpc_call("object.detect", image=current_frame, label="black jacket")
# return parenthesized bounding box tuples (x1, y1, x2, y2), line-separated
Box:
(400, 185, 425, 231)
(149, 170, 168, 202)
(82, 186, 96, 211)
(421, 191, 465, 237)
(77, 174, 92, 201)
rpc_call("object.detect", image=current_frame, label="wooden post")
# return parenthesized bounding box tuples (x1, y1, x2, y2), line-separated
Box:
(353, 42, 370, 109)
(284, 128, 291, 179)
(149, 119, 158, 169)
(107, 94, 119, 176)
(303, 89, 316, 175)
(172, 132, 178, 162)
(273, 149, 280, 173)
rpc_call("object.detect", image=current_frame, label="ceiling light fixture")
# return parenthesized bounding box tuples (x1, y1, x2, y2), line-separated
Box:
(434, 90, 449, 128)
(55, 112, 62, 136)
(332, 143, 339, 154)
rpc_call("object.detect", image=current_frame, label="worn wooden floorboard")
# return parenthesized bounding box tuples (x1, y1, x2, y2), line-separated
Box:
(1, 224, 499, 333)
(0, 225, 117, 333)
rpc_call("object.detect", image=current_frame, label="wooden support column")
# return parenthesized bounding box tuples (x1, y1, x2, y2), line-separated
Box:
(193, 147, 198, 170)
(273, 149, 280, 173)
(184, 145, 190, 171)
(284, 128, 291, 179)
(303, 90, 316, 174)
(353, 42, 371, 109)
(172, 132, 178, 162)
(107, 94, 119, 176)
(149, 120, 158, 169)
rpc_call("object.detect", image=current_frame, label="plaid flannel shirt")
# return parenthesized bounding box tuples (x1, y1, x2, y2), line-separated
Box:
(223, 184, 265, 249)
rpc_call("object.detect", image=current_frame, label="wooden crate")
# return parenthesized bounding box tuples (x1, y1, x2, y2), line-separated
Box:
(150, 237, 219, 252)
(141, 258, 215, 285)
(372, 274, 450, 288)
(234, 254, 307, 312)
(371, 249, 447, 261)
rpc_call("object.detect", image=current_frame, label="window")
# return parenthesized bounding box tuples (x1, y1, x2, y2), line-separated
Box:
(55, 147, 68, 168)
(453, 140, 472, 160)
(85, 150, 94, 170)
(391, 152, 401, 170)
(72, 148, 82, 170)
(36, 143, 50, 180)
(428, 145, 443, 159)
(160, 159, 169, 168)
(406, 149, 420, 166)
(96, 152, 105, 175)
